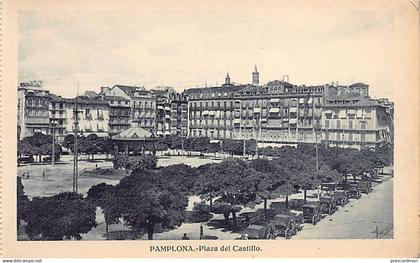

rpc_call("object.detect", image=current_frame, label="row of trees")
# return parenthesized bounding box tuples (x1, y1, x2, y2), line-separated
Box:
(18, 133, 62, 162)
(18, 141, 392, 240)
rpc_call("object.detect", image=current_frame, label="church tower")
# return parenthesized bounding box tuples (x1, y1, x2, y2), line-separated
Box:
(252, 65, 259, 85)
(225, 72, 231, 85)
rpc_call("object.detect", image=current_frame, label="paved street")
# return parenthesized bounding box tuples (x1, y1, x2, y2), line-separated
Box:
(293, 177, 393, 239)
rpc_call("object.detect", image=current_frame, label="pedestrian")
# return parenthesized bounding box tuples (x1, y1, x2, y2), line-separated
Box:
(42, 169, 46, 180)
(181, 233, 190, 240)
(199, 223, 204, 240)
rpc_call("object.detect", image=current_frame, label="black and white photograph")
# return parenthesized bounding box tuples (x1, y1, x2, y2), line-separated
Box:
(14, 3, 399, 243)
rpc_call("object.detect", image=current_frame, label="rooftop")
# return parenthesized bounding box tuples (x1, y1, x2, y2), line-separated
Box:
(113, 126, 153, 140)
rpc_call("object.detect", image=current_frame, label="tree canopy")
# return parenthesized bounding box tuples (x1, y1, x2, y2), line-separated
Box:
(115, 169, 188, 239)
(25, 192, 97, 240)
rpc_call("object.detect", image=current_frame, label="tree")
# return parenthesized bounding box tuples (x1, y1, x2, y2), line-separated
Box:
(212, 202, 242, 226)
(207, 142, 221, 157)
(249, 158, 286, 216)
(62, 134, 75, 151)
(39, 143, 62, 161)
(155, 142, 169, 156)
(112, 154, 157, 171)
(97, 137, 115, 159)
(222, 139, 242, 157)
(25, 192, 97, 240)
(116, 169, 188, 240)
(17, 140, 33, 158)
(159, 164, 199, 194)
(196, 158, 255, 228)
(87, 183, 120, 239)
(17, 177, 29, 228)
(192, 137, 210, 154)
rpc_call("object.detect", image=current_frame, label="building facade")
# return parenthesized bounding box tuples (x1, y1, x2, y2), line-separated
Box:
(321, 96, 393, 149)
(49, 95, 110, 141)
(231, 81, 324, 144)
(17, 81, 51, 139)
(99, 85, 156, 134)
(184, 70, 393, 149)
(185, 74, 245, 139)
(169, 92, 188, 137)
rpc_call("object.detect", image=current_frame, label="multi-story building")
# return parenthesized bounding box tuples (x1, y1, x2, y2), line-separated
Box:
(99, 85, 156, 134)
(49, 95, 110, 141)
(231, 81, 324, 144)
(321, 95, 393, 149)
(169, 92, 188, 137)
(103, 95, 131, 135)
(185, 74, 246, 139)
(185, 69, 393, 149)
(17, 81, 51, 139)
(155, 91, 172, 136)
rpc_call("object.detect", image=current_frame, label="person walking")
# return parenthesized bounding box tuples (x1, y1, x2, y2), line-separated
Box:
(182, 233, 190, 240)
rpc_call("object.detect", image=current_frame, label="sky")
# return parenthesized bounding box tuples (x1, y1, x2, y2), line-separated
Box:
(18, 4, 396, 100)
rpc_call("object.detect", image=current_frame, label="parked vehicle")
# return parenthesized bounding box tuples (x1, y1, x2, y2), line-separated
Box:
(271, 214, 295, 239)
(42, 156, 52, 162)
(319, 196, 338, 215)
(358, 180, 372, 194)
(302, 203, 322, 225)
(242, 224, 272, 239)
(333, 190, 349, 206)
(321, 182, 337, 192)
(18, 155, 34, 164)
(346, 185, 362, 199)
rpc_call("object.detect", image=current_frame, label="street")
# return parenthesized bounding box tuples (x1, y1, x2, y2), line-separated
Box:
(293, 177, 393, 239)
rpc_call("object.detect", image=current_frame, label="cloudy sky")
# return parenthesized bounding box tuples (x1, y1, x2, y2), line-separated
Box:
(18, 4, 396, 99)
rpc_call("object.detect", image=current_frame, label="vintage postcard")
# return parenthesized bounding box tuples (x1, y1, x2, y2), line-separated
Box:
(0, 0, 419, 259)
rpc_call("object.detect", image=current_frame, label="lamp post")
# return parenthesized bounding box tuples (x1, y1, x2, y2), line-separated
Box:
(51, 120, 57, 166)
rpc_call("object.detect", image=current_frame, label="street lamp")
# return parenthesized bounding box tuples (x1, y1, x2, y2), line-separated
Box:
(51, 120, 58, 166)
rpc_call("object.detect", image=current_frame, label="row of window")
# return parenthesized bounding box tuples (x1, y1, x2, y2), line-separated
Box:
(324, 120, 369, 130)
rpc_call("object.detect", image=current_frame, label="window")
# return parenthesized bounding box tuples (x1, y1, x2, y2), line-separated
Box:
(348, 120, 353, 129)
(336, 120, 341, 129)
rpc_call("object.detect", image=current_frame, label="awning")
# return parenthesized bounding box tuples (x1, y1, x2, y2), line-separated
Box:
(270, 98, 280, 103)
(84, 132, 109, 138)
(307, 98, 313, 104)
(324, 110, 333, 114)
(356, 109, 363, 118)
(157, 105, 164, 110)
(289, 108, 298, 113)
(299, 98, 305, 104)
(209, 111, 215, 116)
(289, 119, 297, 124)
(347, 109, 356, 115)
(253, 108, 261, 113)
(269, 108, 280, 113)
(210, 140, 220, 143)
(233, 119, 241, 124)
(164, 106, 171, 111)
(203, 110, 209, 115)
